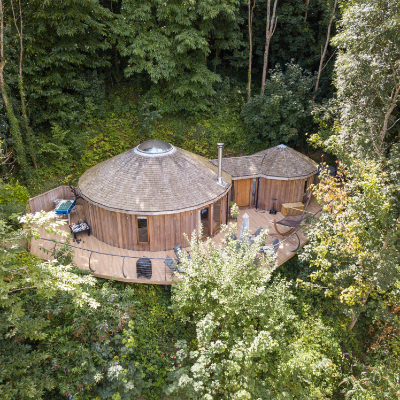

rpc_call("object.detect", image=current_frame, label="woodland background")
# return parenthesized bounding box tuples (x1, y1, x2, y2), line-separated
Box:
(0, 0, 399, 399)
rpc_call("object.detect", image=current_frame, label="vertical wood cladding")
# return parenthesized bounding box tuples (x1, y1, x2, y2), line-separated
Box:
(82, 195, 228, 251)
(257, 176, 316, 212)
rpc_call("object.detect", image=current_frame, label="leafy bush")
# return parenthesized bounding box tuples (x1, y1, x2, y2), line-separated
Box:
(241, 63, 315, 150)
(0, 179, 29, 219)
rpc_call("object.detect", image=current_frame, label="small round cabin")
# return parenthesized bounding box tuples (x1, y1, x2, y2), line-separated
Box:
(211, 144, 318, 212)
(78, 140, 231, 251)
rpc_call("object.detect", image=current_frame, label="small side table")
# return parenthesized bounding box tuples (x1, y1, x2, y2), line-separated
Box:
(69, 221, 91, 239)
(281, 202, 304, 216)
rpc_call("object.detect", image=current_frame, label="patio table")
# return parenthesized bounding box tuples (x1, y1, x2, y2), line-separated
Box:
(55, 199, 77, 224)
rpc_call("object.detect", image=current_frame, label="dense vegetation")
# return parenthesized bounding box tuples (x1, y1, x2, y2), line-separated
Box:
(1, 0, 399, 399)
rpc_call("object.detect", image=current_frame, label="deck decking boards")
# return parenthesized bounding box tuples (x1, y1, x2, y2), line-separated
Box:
(30, 198, 321, 285)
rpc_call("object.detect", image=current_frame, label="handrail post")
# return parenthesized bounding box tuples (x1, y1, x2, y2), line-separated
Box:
(89, 251, 94, 272)
(122, 257, 126, 278)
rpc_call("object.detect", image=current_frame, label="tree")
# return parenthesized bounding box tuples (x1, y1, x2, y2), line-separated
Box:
(168, 225, 342, 398)
(0, 212, 98, 398)
(10, 0, 37, 169)
(0, 0, 27, 173)
(312, 0, 337, 101)
(247, 0, 256, 100)
(300, 157, 400, 331)
(260, 0, 278, 95)
(116, 0, 242, 113)
(332, 0, 400, 157)
(242, 62, 315, 149)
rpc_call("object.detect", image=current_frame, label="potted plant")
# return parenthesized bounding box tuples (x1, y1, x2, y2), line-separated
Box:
(230, 202, 239, 221)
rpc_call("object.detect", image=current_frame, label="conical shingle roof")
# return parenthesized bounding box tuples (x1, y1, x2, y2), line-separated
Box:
(210, 144, 317, 180)
(78, 142, 231, 214)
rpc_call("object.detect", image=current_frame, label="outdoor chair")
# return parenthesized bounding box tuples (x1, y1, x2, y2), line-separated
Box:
(253, 227, 263, 237)
(137, 257, 152, 279)
(274, 193, 312, 237)
(173, 243, 191, 264)
(263, 239, 280, 257)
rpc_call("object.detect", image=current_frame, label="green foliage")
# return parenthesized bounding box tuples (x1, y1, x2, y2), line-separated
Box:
(0, 179, 29, 219)
(115, 0, 243, 112)
(332, 0, 400, 157)
(168, 226, 342, 399)
(0, 211, 189, 399)
(0, 212, 98, 399)
(137, 102, 162, 141)
(21, 0, 113, 127)
(241, 63, 315, 149)
(301, 158, 400, 327)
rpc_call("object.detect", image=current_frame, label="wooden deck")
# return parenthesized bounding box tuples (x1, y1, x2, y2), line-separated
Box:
(30, 192, 321, 285)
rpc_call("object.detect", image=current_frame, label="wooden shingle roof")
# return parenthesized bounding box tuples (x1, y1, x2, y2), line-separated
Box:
(210, 144, 318, 180)
(78, 145, 231, 214)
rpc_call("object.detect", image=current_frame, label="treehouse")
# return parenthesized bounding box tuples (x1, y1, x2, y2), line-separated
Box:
(28, 141, 321, 285)
(77, 140, 231, 251)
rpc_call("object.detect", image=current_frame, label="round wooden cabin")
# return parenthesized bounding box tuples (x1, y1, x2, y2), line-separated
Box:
(211, 144, 318, 212)
(77, 140, 231, 251)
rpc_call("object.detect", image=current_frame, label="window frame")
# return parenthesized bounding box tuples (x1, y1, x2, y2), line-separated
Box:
(136, 216, 149, 244)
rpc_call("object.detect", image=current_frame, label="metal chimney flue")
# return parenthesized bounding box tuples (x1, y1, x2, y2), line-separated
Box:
(217, 143, 224, 185)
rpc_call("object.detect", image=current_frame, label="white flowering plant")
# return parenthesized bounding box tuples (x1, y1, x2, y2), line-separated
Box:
(1, 211, 99, 333)
(230, 202, 239, 218)
(167, 225, 342, 399)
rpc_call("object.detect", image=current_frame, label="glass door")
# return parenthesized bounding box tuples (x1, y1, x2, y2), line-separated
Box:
(199, 206, 210, 238)
(212, 200, 221, 234)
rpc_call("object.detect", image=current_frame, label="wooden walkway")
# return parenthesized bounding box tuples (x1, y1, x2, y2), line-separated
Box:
(30, 198, 321, 285)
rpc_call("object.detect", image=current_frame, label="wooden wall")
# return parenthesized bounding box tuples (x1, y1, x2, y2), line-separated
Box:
(257, 175, 315, 212)
(29, 186, 74, 213)
(83, 194, 229, 252)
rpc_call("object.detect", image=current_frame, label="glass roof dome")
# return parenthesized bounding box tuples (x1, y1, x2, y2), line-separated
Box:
(136, 140, 174, 155)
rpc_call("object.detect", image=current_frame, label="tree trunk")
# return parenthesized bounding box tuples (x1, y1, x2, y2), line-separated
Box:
(12, 0, 37, 169)
(214, 48, 220, 74)
(247, 0, 256, 100)
(312, 0, 337, 101)
(261, 0, 278, 96)
(0, 0, 27, 172)
(304, 0, 310, 22)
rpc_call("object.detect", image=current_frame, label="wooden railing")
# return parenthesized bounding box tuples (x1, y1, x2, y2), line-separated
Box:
(29, 186, 73, 213)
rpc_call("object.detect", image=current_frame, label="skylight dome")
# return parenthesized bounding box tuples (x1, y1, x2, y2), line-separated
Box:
(136, 140, 174, 156)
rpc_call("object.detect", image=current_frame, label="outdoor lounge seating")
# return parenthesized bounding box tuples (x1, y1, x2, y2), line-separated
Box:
(164, 255, 185, 279)
(274, 193, 311, 237)
(253, 227, 263, 237)
(173, 243, 191, 263)
(137, 257, 152, 279)
(263, 239, 280, 256)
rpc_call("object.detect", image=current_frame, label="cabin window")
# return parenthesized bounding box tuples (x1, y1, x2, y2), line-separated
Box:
(199, 207, 210, 238)
(251, 178, 257, 206)
(230, 181, 235, 202)
(304, 178, 308, 194)
(137, 217, 149, 243)
(213, 200, 222, 233)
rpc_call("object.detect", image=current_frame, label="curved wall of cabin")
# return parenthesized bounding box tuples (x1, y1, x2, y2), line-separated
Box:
(257, 175, 315, 212)
(82, 195, 228, 252)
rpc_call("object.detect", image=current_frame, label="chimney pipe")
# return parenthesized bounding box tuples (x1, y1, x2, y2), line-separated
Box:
(217, 143, 224, 185)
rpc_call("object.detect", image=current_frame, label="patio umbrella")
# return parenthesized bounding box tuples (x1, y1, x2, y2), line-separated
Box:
(239, 212, 249, 239)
